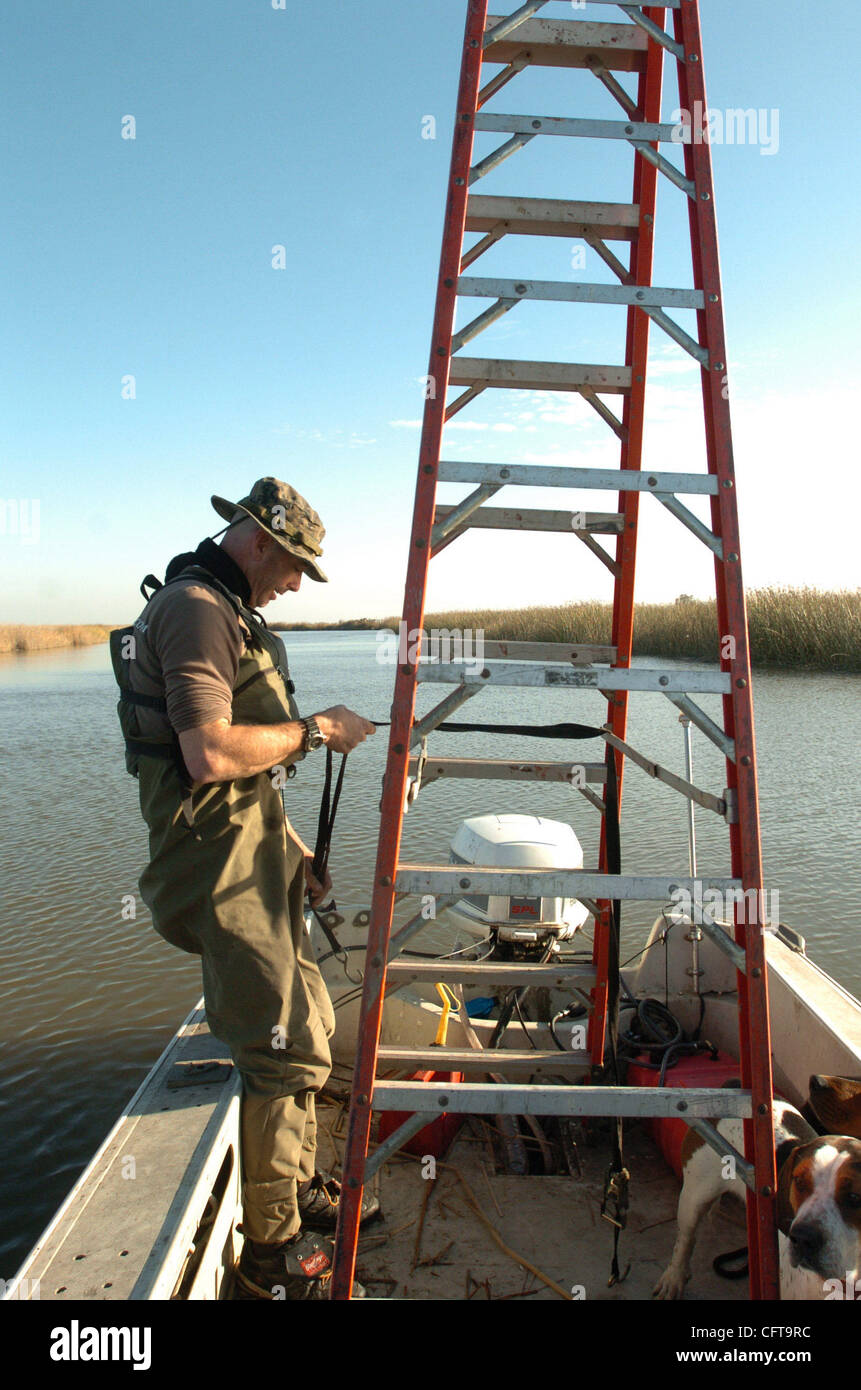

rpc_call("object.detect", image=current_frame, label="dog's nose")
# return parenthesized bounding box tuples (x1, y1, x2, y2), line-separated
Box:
(790, 1222, 824, 1263)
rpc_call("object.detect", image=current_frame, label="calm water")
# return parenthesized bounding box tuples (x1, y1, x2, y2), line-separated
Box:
(1, 634, 859, 1274)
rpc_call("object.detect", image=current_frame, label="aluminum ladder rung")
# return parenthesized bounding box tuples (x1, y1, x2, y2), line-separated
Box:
(474, 112, 678, 145)
(395, 867, 741, 901)
(458, 275, 703, 310)
(479, 639, 618, 662)
(415, 661, 731, 693)
(406, 756, 607, 786)
(371, 1082, 752, 1119)
(449, 357, 631, 393)
(385, 960, 596, 987)
(377, 1046, 589, 1075)
(437, 457, 719, 495)
(433, 504, 625, 537)
(484, 15, 648, 72)
(465, 194, 640, 242)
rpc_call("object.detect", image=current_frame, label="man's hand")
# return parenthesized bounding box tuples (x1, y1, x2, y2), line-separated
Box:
(284, 817, 333, 909)
(304, 859, 333, 909)
(314, 706, 376, 755)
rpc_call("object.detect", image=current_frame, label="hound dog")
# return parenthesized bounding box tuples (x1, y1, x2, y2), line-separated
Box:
(654, 1076, 861, 1300)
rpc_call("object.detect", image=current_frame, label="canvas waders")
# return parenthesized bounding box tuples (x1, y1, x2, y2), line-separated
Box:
(111, 563, 335, 1245)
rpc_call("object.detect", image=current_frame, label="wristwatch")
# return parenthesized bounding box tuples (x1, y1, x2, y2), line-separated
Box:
(300, 716, 328, 752)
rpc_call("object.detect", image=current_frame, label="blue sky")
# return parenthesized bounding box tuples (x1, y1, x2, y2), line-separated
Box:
(2, 1, 859, 625)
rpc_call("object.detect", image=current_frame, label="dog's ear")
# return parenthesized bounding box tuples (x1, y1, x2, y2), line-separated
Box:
(775, 1143, 798, 1235)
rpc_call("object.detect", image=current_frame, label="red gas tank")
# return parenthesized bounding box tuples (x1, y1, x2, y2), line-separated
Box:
(626, 1050, 739, 1179)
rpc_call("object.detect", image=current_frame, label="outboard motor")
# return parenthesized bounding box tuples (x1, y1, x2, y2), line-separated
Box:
(447, 813, 589, 956)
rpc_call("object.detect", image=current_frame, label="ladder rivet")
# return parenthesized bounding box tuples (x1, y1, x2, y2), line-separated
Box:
(455, 177, 465, 186)
(532, 120, 541, 129)
(676, 1100, 688, 1112)
(393, 743, 404, 755)
(436, 347, 446, 356)
(753, 968, 762, 980)
(659, 676, 669, 686)
(714, 361, 725, 371)
(371, 955, 382, 969)
(356, 1099, 368, 1110)
(647, 476, 657, 486)
(459, 878, 471, 889)
(689, 54, 700, 63)
(381, 875, 392, 886)
(444, 278, 454, 288)
(515, 283, 526, 294)
(701, 192, 711, 201)
(636, 291, 644, 300)
(709, 294, 719, 303)
(500, 467, 510, 478)
(736, 678, 747, 689)
(416, 537, 426, 548)
(481, 668, 490, 678)
(400, 664, 411, 676)
(741, 755, 751, 767)
(438, 1096, 450, 1107)
(722, 479, 733, 489)
(728, 551, 738, 562)
(760, 1185, 773, 1198)
(470, 39, 478, 48)
(424, 464, 434, 474)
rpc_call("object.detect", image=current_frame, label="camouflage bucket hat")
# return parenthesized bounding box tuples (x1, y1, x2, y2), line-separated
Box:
(211, 477, 328, 583)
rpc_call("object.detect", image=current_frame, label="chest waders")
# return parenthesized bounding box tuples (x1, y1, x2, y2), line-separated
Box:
(111, 561, 337, 1245)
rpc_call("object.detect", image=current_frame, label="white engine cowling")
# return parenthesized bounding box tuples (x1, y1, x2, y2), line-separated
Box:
(447, 813, 589, 943)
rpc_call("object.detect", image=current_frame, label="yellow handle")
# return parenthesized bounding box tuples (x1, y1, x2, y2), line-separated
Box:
(433, 983, 460, 1047)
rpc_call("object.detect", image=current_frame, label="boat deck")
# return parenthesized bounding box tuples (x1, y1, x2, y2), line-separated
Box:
(314, 1083, 749, 1302)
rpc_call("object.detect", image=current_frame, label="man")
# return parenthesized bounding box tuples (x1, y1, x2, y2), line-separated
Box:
(111, 477, 378, 1300)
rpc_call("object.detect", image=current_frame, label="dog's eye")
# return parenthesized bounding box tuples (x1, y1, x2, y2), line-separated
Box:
(845, 1192, 861, 1208)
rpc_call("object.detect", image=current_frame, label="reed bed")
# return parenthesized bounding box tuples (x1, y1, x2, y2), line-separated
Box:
(0, 624, 118, 654)
(375, 587, 861, 673)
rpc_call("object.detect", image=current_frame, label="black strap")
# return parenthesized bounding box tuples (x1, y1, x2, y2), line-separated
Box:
(119, 688, 168, 712)
(312, 748, 347, 886)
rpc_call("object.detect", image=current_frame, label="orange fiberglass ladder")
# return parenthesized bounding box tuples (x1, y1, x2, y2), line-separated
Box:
(331, 0, 778, 1300)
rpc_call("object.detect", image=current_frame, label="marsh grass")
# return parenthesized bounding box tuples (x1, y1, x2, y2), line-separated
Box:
(13, 589, 857, 669)
(0, 624, 118, 654)
(378, 587, 861, 672)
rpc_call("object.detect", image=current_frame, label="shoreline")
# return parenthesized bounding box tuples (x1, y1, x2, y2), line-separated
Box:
(3, 587, 858, 671)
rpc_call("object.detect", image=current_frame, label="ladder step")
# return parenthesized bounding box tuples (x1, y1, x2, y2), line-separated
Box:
(484, 16, 648, 73)
(449, 357, 630, 393)
(434, 504, 624, 538)
(385, 961, 596, 987)
(415, 662, 731, 693)
(437, 458, 719, 495)
(371, 1082, 752, 1119)
(459, 275, 703, 310)
(406, 756, 607, 786)
(479, 639, 618, 662)
(474, 112, 677, 146)
(377, 1046, 589, 1075)
(466, 194, 640, 242)
(395, 867, 741, 902)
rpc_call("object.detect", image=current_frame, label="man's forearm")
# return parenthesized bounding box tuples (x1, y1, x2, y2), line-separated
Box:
(179, 717, 306, 782)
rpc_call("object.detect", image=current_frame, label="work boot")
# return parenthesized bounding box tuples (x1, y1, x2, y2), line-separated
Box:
(297, 1174, 382, 1233)
(234, 1230, 365, 1301)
